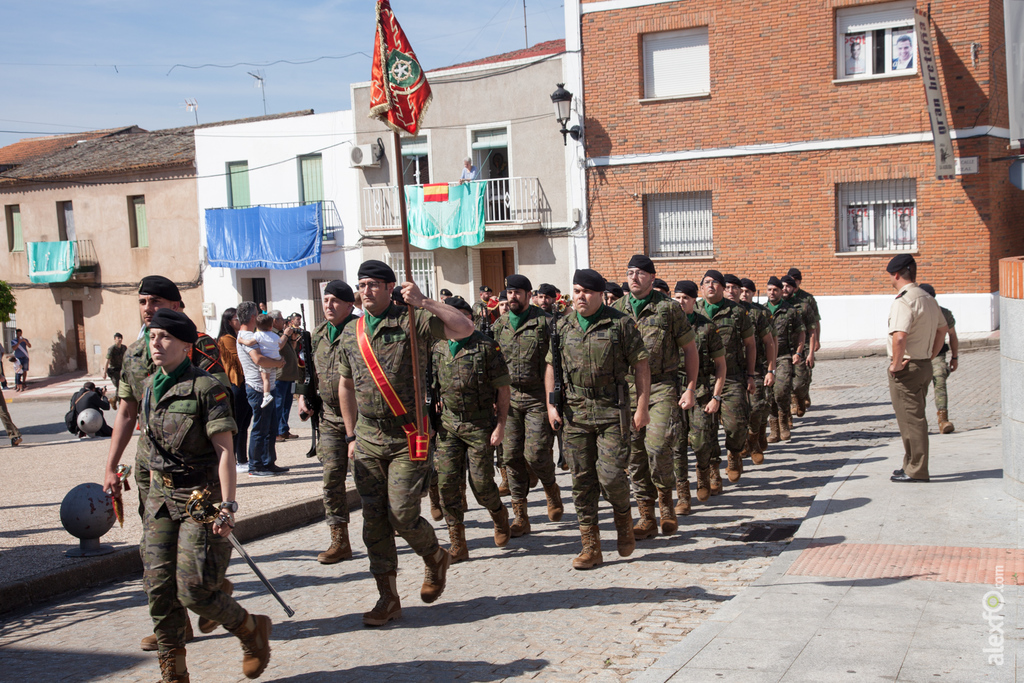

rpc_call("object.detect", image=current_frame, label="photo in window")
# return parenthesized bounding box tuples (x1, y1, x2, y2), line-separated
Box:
(894, 205, 916, 244)
(845, 34, 866, 76)
(847, 207, 869, 246)
(891, 29, 914, 71)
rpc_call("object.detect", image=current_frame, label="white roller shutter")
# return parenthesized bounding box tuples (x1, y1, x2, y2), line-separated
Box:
(838, 1, 914, 34)
(643, 28, 710, 99)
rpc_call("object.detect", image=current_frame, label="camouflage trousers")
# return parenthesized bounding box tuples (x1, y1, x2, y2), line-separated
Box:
(436, 419, 502, 526)
(628, 390, 679, 500)
(794, 357, 813, 404)
(143, 497, 246, 653)
(563, 419, 631, 526)
(319, 407, 350, 526)
(769, 358, 795, 416)
(353, 420, 440, 575)
(502, 392, 556, 500)
(719, 377, 750, 453)
(931, 354, 950, 411)
(748, 375, 769, 437)
(674, 395, 721, 480)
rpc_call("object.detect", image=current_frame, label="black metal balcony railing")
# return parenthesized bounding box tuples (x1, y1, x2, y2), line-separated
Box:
(218, 200, 344, 241)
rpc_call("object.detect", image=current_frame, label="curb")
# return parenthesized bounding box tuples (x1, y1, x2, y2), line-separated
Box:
(814, 334, 999, 361)
(0, 488, 361, 617)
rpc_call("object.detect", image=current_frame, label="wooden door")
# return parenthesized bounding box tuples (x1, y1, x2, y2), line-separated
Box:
(72, 300, 87, 371)
(480, 248, 514, 295)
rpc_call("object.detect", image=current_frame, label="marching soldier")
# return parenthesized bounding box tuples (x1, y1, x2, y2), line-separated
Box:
(491, 274, 564, 535)
(472, 285, 498, 332)
(545, 269, 649, 570)
(764, 277, 805, 443)
(432, 297, 513, 562)
(298, 280, 359, 564)
(919, 284, 958, 434)
(136, 309, 271, 682)
(612, 255, 697, 539)
(672, 281, 726, 505)
(697, 270, 756, 486)
(338, 260, 475, 627)
(785, 268, 820, 416)
(735, 277, 776, 464)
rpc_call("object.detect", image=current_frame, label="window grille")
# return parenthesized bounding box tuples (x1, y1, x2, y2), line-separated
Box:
(837, 180, 917, 252)
(647, 192, 714, 258)
(386, 252, 436, 300)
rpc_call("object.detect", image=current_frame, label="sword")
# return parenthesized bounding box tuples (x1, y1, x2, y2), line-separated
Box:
(186, 489, 295, 618)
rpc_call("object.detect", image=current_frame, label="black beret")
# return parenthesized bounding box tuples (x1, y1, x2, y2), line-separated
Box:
(505, 274, 532, 292)
(781, 275, 797, 286)
(653, 278, 669, 292)
(886, 253, 915, 274)
(479, 285, 493, 292)
(323, 280, 354, 302)
(740, 278, 757, 291)
(497, 290, 508, 301)
(538, 283, 557, 297)
(767, 276, 783, 288)
(358, 259, 396, 283)
(444, 296, 473, 314)
(675, 280, 698, 297)
(148, 309, 198, 344)
(439, 288, 453, 297)
(627, 254, 656, 274)
(919, 283, 936, 298)
(621, 282, 629, 291)
(573, 269, 606, 292)
(138, 275, 181, 303)
(604, 282, 624, 297)
(703, 270, 725, 286)
(723, 274, 742, 287)
(787, 267, 803, 280)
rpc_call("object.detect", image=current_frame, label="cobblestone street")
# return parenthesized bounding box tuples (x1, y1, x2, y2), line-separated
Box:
(0, 349, 1001, 682)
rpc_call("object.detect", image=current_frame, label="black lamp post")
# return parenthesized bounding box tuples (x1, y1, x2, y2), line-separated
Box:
(550, 83, 581, 145)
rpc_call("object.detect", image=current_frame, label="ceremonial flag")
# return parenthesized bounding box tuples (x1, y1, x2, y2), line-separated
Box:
(369, 0, 432, 135)
(423, 183, 449, 203)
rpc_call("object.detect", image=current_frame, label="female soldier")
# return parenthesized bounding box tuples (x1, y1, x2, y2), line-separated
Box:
(141, 309, 271, 682)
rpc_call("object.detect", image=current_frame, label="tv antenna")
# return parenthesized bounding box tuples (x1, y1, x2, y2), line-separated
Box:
(184, 98, 199, 125)
(248, 70, 267, 116)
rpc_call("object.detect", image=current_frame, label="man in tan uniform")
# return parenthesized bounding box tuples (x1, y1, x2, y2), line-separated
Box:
(886, 254, 947, 483)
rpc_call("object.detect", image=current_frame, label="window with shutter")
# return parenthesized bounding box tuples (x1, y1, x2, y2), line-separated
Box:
(837, 180, 917, 252)
(647, 192, 714, 258)
(643, 28, 710, 99)
(227, 161, 250, 208)
(836, 1, 916, 80)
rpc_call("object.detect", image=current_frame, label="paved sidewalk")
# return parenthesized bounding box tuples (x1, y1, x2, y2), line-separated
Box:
(638, 426, 1018, 682)
(816, 329, 999, 360)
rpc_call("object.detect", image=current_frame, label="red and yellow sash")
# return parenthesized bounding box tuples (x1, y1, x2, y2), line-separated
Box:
(355, 316, 428, 461)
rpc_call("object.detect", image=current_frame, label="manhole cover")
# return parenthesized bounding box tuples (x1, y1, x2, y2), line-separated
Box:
(740, 524, 800, 542)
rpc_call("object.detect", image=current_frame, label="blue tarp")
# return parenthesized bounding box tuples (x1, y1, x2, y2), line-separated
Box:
(205, 204, 322, 270)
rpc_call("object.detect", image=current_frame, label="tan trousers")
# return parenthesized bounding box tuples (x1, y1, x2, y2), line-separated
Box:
(0, 386, 21, 440)
(888, 360, 932, 480)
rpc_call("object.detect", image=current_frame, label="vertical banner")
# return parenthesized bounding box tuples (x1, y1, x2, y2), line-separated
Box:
(1006, 0, 1024, 149)
(915, 9, 956, 178)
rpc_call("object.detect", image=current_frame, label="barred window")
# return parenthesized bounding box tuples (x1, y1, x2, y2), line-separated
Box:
(837, 180, 917, 252)
(647, 192, 713, 258)
(386, 251, 436, 299)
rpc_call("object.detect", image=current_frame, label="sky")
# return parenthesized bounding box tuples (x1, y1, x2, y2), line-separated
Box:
(0, 0, 566, 148)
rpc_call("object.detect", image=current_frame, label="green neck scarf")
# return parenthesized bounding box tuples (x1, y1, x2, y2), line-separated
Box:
(448, 334, 473, 357)
(327, 321, 341, 343)
(153, 357, 191, 405)
(363, 305, 391, 337)
(576, 305, 605, 332)
(703, 299, 724, 319)
(508, 306, 529, 331)
(766, 301, 781, 314)
(686, 312, 697, 325)
(629, 291, 654, 317)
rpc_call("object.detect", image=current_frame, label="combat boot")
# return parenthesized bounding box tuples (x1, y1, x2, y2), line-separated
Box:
(543, 481, 564, 521)
(614, 509, 636, 557)
(726, 451, 743, 483)
(709, 465, 723, 496)
(142, 619, 193, 651)
(317, 524, 352, 564)
(489, 505, 511, 547)
(758, 424, 768, 452)
(657, 489, 678, 534)
(695, 467, 711, 502)
(780, 409, 792, 441)
(938, 410, 955, 434)
(497, 467, 511, 497)
(420, 546, 451, 604)
(509, 499, 531, 537)
(749, 431, 764, 465)
(767, 415, 781, 444)
(675, 481, 692, 515)
(157, 647, 189, 682)
(198, 578, 234, 633)
(448, 524, 469, 563)
(633, 498, 658, 539)
(228, 612, 272, 679)
(572, 525, 603, 570)
(363, 570, 401, 627)
(792, 393, 805, 418)
(428, 480, 443, 521)
(785, 410, 794, 434)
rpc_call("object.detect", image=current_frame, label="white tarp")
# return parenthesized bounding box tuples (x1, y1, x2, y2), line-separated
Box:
(915, 10, 956, 177)
(1006, 0, 1024, 148)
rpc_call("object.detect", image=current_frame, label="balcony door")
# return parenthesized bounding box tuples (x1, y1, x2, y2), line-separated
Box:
(71, 300, 87, 371)
(472, 128, 510, 222)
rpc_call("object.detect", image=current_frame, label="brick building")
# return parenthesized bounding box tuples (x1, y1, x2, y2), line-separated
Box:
(567, 0, 1023, 340)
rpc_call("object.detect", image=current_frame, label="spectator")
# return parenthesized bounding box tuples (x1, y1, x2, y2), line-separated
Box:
(104, 333, 126, 408)
(460, 157, 479, 183)
(0, 378, 20, 446)
(236, 302, 288, 477)
(12, 329, 30, 390)
(10, 354, 24, 392)
(68, 381, 113, 437)
(218, 307, 252, 472)
(270, 310, 302, 441)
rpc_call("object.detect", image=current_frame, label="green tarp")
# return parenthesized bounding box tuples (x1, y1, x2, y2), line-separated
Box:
(27, 241, 76, 283)
(405, 181, 486, 250)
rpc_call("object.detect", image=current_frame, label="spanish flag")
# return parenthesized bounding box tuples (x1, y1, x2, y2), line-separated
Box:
(423, 183, 449, 203)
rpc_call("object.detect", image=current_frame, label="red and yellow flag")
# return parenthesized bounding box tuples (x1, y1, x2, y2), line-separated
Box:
(423, 183, 449, 202)
(369, 0, 432, 136)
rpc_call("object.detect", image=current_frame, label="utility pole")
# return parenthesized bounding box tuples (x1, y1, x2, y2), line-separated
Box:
(523, 0, 528, 48)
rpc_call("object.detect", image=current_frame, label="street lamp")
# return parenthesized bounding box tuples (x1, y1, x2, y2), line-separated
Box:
(550, 83, 581, 145)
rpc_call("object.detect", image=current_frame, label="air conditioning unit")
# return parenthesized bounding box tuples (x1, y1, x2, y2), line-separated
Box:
(349, 142, 381, 168)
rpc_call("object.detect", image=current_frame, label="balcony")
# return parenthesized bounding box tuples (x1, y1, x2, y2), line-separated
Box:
(362, 177, 548, 236)
(69, 239, 98, 283)
(26, 239, 98, 285)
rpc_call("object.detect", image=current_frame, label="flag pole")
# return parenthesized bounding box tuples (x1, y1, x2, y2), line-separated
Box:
(392, 130, 426, 443)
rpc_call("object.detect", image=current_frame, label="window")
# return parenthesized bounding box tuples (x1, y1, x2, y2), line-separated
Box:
(128, 195, 149, 248)
(5, 205, 23, 252)
(643, 28, 710, 99)
(647, 192, 713, 258)
(837, 180, 917, 252)
(227, 161, 250, 208)
(401, 136, 430, 186)
(57, 201, 75, 241)
(299, 155, 324, 204)
(386, 252, 436, 299)
(837, 1, 916, 79)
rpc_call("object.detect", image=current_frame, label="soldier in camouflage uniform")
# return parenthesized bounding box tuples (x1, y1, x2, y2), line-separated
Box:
(785, 268, 820, 417)
(137, 309, 271, 682)
(920, 284, 958, 434)
(671, 280, 726, 507)
(731, 276, 776, 464)
(612, 255, 697, 539)
(545, 269, 649, 571)
(431, 296, 512, 562)
(297, 280, 359, 565)
(472, 285, 498, 333)
(765, 277, 805, 444)
(697, 270, 756, 488)
(491, 274, 563, 535)
(338, 260, 475, 627)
